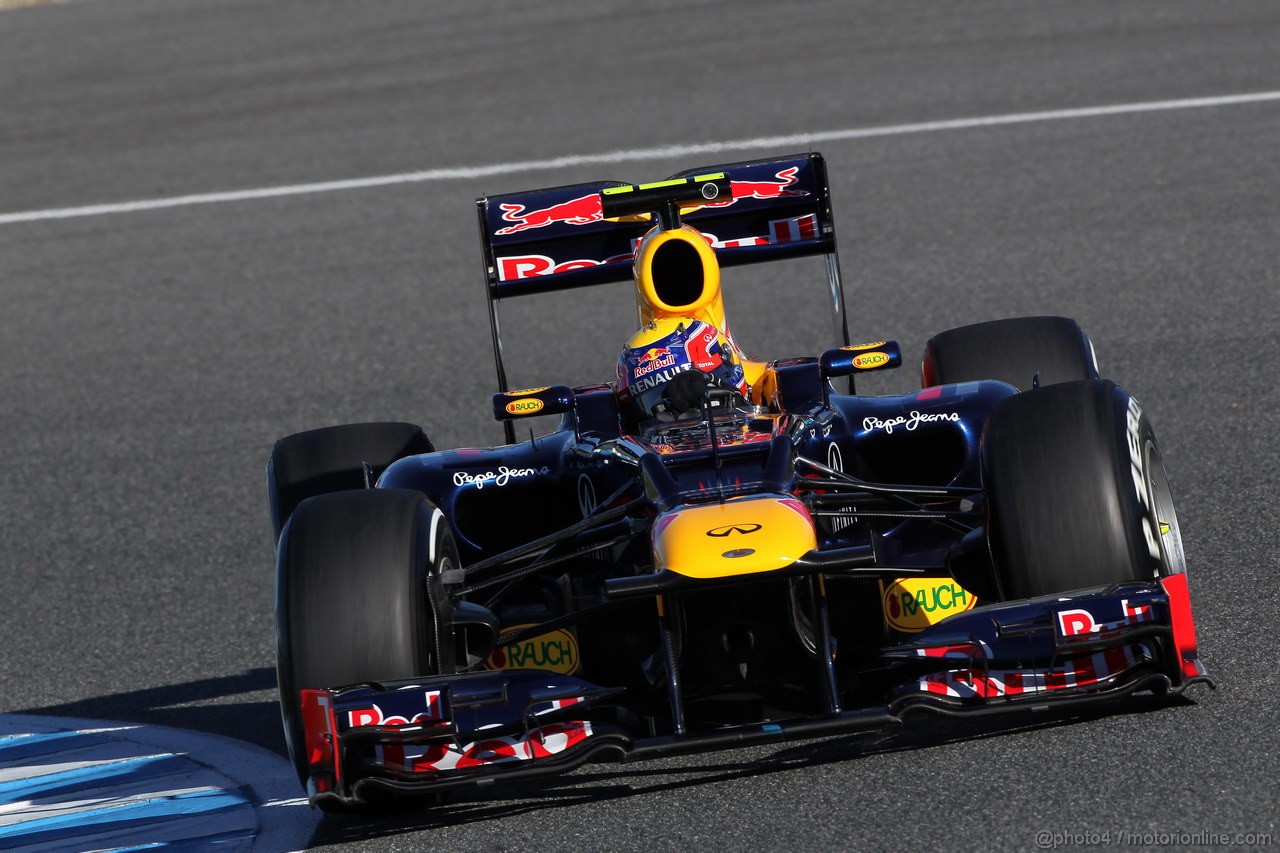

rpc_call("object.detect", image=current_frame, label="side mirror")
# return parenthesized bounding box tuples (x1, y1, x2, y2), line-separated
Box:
(820, 340, 902, 380)
(492, 385, 575, 421)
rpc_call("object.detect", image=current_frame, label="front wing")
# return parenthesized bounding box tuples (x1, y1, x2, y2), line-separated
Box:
(298, 574, 1209, 808)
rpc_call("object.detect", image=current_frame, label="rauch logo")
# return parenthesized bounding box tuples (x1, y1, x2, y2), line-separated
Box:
(485, 626, 580, 675)
(882, 578, 978, 632)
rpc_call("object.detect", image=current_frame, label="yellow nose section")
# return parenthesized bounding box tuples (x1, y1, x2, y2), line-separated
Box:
(653, 497, 817, 579)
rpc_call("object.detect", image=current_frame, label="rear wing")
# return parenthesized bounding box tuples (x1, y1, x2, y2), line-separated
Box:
(474, 152, 850, 433)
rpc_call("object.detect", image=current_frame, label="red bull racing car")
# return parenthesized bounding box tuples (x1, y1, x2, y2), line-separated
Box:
(268, 153, 1210, 811)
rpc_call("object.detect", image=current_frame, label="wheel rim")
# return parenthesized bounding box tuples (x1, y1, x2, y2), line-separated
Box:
(1144, 439, 1186, 576)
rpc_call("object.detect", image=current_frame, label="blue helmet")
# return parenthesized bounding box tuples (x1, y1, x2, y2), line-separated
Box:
(616, 318, 748, 421)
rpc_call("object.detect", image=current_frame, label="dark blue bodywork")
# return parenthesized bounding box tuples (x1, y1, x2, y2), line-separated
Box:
(283, 153, 1210, 809)
(381, 370, 1012, 568)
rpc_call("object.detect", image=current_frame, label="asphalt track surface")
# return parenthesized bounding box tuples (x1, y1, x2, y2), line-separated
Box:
(2, 1, 1278, 849)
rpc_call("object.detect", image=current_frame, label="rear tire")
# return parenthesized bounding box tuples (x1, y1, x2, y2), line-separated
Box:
(923, 316, 1098, 390)
(275, 489, 458, 791)
(982, 380, 1183, 599)
(267, 422, 433, 544)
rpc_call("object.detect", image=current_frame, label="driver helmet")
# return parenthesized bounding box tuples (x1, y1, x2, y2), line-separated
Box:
(616, 317, 748, 422)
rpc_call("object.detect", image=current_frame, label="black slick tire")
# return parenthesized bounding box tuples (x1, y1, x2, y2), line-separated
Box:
(275, 488, 458, 793)
(267, 421, 433, 544)
(982, 380, 1183, 600)
(923, 316, 1098, 390)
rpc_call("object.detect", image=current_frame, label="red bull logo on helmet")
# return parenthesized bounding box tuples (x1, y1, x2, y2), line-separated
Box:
(633, 346, 677, 377)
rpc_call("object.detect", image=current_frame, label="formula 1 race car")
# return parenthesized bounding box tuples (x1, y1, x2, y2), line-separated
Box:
(268, 153, 1210, 811)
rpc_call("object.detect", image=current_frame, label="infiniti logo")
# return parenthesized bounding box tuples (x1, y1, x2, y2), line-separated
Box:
(706, 523, 762, 537)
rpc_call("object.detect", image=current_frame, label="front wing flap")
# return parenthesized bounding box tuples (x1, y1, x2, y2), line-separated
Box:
(299, 575, 1209, 807)
(881, 574, 1209, 709)
(300, 671, 631, 807)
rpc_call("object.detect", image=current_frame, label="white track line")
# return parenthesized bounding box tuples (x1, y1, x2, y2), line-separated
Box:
(3, 89, 1278, 226)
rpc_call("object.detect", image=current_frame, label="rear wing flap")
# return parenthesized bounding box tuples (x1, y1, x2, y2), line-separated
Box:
(477, 152, 839, 297)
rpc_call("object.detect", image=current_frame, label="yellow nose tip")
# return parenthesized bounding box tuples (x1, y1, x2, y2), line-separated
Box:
(653, 496, 817, 579)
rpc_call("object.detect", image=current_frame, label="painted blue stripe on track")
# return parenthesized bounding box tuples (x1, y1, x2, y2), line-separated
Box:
(0, 713, 314, 851)
(0, 787, 251, 846)
(102, 833, 256, 851)
(0, 752, 189, 801)
(0, 730, 110, 761)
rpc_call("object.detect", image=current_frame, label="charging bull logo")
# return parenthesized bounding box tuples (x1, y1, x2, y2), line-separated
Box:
(495, 194, 604, 235)
(492, 168, 811, 237)
(700, 166, 810, 208)
(633, 346, 677, 378)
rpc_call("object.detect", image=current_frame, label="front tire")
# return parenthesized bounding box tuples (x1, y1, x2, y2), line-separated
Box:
(982, 380, 1183, 599)
(923, 316, 1099, 390)
(275, 489, 458, 791)
(267, 421, 433, 544)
